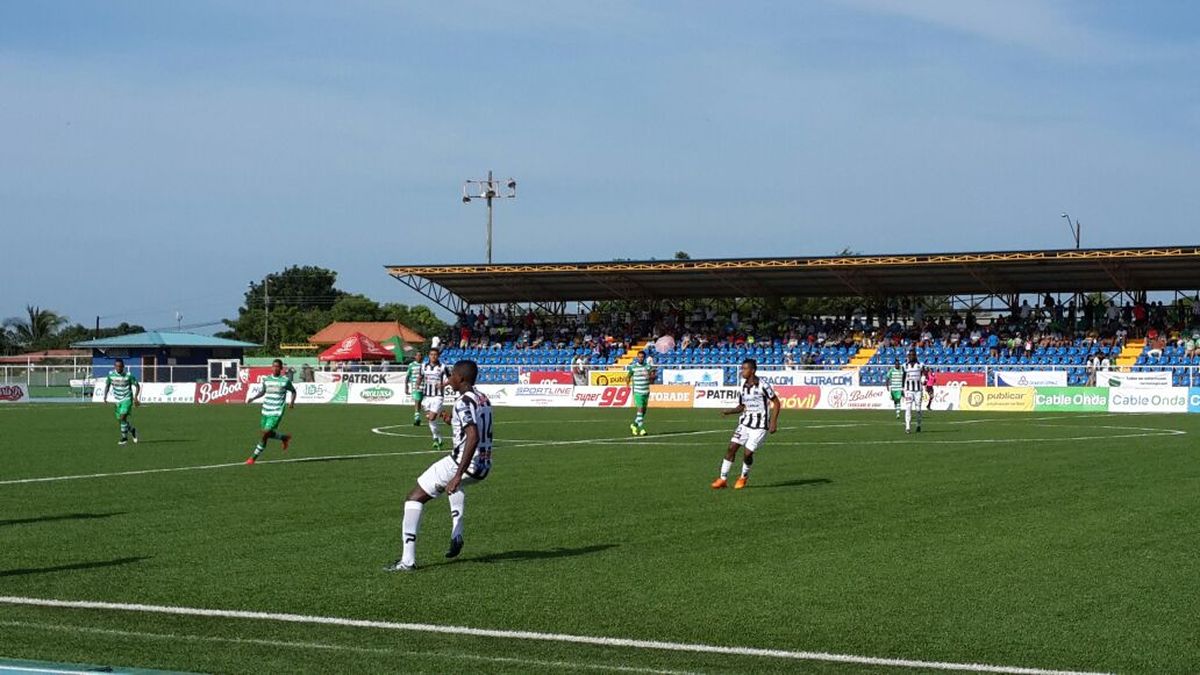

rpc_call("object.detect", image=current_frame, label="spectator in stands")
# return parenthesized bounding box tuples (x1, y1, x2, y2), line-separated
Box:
(1086, 353, 1099, 386)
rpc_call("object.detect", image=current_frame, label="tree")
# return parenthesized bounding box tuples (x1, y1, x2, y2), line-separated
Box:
(674, 251, 691, 260)
(3, 305, 68, 350)
(330, 294, 388, 323)
(381, 303, 447, 342)
(222, 265, 447, 351)
(55, 322, 146, 349)
(246, 265, 345, 312)
(224, 266, 345, 349)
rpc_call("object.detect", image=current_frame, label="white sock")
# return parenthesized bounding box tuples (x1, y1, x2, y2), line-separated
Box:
(720, 459, 733, 479)
(449, 491, 466, 540)
(904, 408, 911, 431)
(401, 501, 424, 566)
(428, 419, 441, 442)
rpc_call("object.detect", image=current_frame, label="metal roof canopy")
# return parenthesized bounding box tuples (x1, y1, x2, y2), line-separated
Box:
(386, 246, 1200, 312)
(73, 331, 260, 349)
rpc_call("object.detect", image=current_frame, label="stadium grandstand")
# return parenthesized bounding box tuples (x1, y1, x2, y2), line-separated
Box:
(388, 246, 1200, 387)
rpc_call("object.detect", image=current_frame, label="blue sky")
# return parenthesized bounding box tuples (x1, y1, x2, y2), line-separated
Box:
(2, 0, 1197, 328)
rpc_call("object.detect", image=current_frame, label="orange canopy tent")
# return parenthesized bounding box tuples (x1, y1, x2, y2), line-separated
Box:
(318, 333, 394, 362)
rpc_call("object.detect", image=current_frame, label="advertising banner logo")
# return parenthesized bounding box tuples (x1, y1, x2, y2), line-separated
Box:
(521, 371, 574, 385)
(662, 369, 725, 387)
(693, 387, 741, 409)
(315, 371, 406, 385)
(758, 370, 860, 387)
(819, 386, 890, 410)
(995, 371, 1067, 387)
(1096, 371, 1173, 388)
(1107, 388, 1188, 413)
(774, 386, 822, 410)
(959, 387, 1036, 411)
(137, 383, 197, 404)
(937, 372, 986, 387)
(1033, 387, 1109, 412)
(570, 386, 629, 408)
(0, 384, 28, 403)
(196, 379, 247, 404)
(648, 385, 694, 408)
(589, 370, 631, 387)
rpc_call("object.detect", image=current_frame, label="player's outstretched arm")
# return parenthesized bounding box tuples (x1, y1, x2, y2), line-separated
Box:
(768, 395, 782, 433)
(132, 380, 141, 406)
(446, 425, 478, 495)
(246, 385, 264, 404)
(722, 404, 745, 417)
(102, 380, 110, 403)
(287, 382, 297, 409)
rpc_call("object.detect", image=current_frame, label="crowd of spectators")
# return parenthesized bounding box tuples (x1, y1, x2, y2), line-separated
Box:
(441, 294, 1200, 365)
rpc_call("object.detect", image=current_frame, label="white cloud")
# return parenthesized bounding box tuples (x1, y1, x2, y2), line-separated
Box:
(834, 0, 1115, 60)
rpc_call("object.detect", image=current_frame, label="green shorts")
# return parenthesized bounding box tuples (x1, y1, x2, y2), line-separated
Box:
(890, 390, 902, 403)
(260, 414, 284, 432)
(114, 399, 133, 418)
(633, 393, 649, 409)
(411, 390, 424, 403)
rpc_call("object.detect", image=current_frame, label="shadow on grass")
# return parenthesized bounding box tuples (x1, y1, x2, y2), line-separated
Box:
(754, 478, 832, 490)
(134, 439, 194, 445)
(462, 544, 619, 565)
(0, 556, 151, 578)
(0, 512, 128, 527)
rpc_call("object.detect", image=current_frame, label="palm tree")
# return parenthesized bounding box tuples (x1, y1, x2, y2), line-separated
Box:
(4, 305, 68, 349)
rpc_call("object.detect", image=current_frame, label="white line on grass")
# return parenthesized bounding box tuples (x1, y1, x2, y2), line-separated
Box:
(0, 620, 696, 675)
(0, 450, 443, 487)
(0, 662, 93, 667)
(0, 596, 1106, 675)
(620, 425, 1185, 447)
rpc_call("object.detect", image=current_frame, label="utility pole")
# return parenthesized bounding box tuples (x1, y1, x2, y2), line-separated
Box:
(263, 277, 270, 346)
(1060, 213, 1081, 249)
(463, 171, 517, 264)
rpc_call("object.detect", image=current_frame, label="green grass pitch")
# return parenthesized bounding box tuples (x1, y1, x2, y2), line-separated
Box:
(0, 403, 1198, 674)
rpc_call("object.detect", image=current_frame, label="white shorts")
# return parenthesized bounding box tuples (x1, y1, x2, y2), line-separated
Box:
(416, 455, 481, 499)
(421, 397, 444, 415)
(730, 424, 768, 452)
(902, 391, 923, 411)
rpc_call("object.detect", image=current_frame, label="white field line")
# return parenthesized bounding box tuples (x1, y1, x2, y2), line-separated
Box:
(0, 619, 696, 674)
(0, 450, 442, 487)
(4, 416, 1180, 487)
(0, 662, 93, 667)
(620, 425, 1185, 447)
(0, 596, 1106, 675)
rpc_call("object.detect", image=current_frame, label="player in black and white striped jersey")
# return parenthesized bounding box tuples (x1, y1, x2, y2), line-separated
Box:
(420, 347, 453, 450)
(902, 349, 926, 434)
(388, 360, 494, 572)
(711, 359, 781, 490)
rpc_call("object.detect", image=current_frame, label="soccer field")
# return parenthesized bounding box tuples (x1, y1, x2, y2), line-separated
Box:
(1, 403, 1197, 674)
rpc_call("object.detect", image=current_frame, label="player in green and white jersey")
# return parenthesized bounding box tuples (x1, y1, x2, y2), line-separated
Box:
(102, 359, 141, 445)
(626, 351, 655, 436)
(407, 353, 424, 426)
(887, 359, 904, 419)
(244, 359, 297, 465)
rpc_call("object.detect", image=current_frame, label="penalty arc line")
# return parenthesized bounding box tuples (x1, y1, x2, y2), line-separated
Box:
(0, 596, 1107, 675)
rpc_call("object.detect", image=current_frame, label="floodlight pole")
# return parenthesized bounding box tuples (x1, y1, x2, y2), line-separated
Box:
(1061, 213, 1081, 249)
(463, 170, 517, 265)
